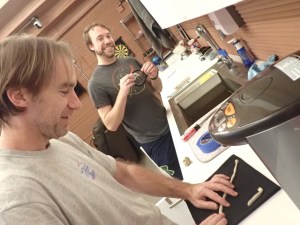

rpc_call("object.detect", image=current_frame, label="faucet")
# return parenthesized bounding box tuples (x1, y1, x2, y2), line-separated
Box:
(196, 24, 220, 51)
(196, 24, 237, 72)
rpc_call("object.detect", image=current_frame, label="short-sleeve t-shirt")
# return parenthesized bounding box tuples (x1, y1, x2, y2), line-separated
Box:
(0, 132, 176, 225)
(88, 57, 168, 143)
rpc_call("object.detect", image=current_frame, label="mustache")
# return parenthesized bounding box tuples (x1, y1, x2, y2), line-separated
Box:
(104, 43, 115, 48)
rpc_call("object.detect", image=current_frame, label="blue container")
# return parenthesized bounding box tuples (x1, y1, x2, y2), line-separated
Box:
(152, 56, 168, 71)
(228, 39, 254, 69)
(196, 131, 221, 153)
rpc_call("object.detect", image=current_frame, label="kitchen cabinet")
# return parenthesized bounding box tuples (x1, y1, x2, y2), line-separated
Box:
(140, 0, 244, 29)
(120, 12, 152, 54)
(138, 147, 195, 224)
(156, 197, 195, 225)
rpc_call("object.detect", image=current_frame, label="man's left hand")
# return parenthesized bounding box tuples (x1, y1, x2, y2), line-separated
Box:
(141, 62, 158, 79)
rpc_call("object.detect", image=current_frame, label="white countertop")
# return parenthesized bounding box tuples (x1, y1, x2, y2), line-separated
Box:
(160, 53, 218, 98)
(159, 53, 300, 224)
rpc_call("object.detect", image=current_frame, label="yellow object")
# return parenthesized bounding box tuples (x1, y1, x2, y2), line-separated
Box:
(225, 103, 235, 116)
(198, 69, 217, 85)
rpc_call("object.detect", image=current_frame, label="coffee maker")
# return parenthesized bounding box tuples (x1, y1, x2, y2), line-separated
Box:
(208, 50, 300, 209)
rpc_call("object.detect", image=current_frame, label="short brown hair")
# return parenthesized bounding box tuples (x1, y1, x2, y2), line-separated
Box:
(0, 34, 73, 125)
(82, 22, 110, 52)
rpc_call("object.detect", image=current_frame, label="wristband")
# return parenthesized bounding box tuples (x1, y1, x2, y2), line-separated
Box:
(150, 72, 159, 80)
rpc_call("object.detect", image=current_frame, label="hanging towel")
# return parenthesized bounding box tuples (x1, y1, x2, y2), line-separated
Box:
(248, 54, 278, 80)
(127, 0, 175, 57)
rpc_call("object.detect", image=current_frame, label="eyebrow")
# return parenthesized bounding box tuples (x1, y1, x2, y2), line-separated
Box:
(96, 32, 111, 39)
(59, 81, 76, 89)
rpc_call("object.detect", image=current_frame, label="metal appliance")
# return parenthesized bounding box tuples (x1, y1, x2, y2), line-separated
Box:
(208, 50, 300, 209)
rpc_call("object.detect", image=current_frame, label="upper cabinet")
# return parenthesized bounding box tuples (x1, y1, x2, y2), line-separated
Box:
(140, 0, 244, 29)
(120, 12, 149, 52)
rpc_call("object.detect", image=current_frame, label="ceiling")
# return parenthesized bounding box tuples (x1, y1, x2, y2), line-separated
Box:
(0, 0, 100, 41)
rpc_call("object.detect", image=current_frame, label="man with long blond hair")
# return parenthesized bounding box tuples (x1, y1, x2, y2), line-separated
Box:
(0, 35, 236, 225)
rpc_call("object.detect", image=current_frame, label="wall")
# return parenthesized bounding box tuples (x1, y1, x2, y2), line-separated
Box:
(169, 0, 300, 60)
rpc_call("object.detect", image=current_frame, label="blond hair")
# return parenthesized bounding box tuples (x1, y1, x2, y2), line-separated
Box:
(0, 34, 73, 125)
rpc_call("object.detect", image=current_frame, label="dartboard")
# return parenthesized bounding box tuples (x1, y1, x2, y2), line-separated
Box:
(115, 44, 130, 58)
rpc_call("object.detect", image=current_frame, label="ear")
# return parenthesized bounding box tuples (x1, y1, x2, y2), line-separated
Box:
(89, 43, 95, 52)
(6, 87, 30, 108)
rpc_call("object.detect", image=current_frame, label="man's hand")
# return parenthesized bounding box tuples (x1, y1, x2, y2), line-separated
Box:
(141, 61, 158, 79)
(119, 74, 135, 96)
(140, 61, 162, 92)
(188, 174, 238, 210)
(198, 213, 227, 225)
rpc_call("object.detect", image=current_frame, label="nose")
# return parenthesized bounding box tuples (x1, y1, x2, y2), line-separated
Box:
(68, 90, 82, 110)
(104, 36, 113, 44)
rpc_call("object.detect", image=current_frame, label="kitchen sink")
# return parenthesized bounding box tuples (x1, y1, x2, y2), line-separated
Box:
(169, 61, 249, 135)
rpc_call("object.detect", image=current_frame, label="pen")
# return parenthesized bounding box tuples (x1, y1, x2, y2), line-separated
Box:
(182, 108, 218, 142)
(182, 124, 200, 142)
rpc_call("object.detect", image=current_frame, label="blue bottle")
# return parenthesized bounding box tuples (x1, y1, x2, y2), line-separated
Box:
(228, 38, 254, 68)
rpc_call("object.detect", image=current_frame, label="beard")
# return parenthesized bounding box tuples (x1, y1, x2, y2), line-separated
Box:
(30, 97, 70, 141)
(32, 112, 69, 140)
(95, 44, 115, 58)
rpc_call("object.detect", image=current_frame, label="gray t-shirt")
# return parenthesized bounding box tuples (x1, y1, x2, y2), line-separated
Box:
(88, 57, 168, 143)
(0, 132, 176, 225)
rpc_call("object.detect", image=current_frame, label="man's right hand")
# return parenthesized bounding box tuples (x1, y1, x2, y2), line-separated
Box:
(119, 74, 135, 96)
(187, 174, 238, 210)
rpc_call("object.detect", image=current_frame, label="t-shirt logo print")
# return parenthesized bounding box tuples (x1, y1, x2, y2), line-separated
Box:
(112, 64, 145, 95)
(78, 162, 96, 179)
(160, 165, 175, 176)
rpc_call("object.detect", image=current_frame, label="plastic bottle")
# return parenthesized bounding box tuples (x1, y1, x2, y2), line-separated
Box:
(228, 38, 254, 68)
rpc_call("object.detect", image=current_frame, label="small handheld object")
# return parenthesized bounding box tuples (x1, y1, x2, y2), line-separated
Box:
(219, 159, 239, 214)
(182, 124, 200, 142)
(132, 69, 147, 86)
(196, 131, 221, 153)
(182, 108, 218, 142)
(247, 187, 264, 206)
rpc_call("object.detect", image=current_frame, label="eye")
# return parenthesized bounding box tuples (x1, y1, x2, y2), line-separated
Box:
(97, 36, 104, 42)
(60, 89, 69, 95)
